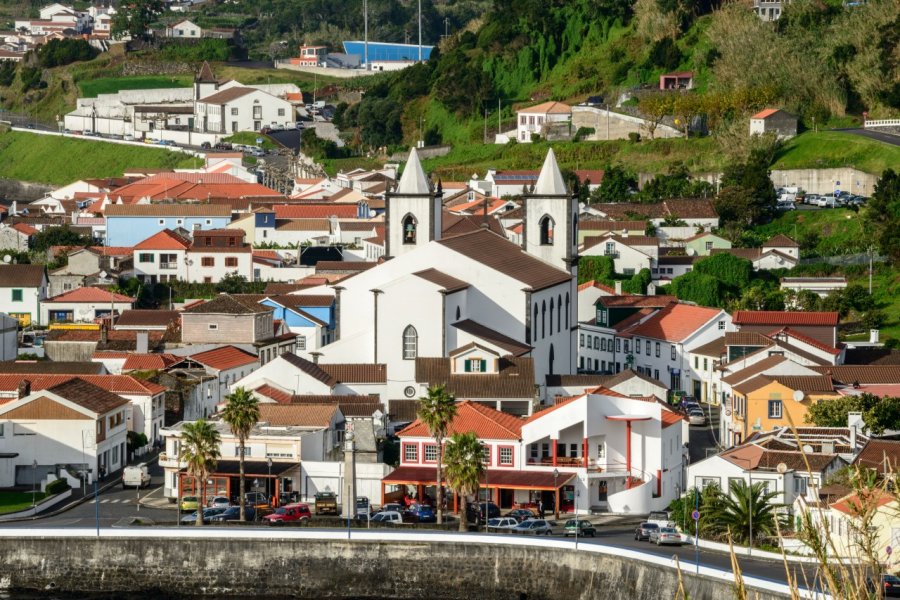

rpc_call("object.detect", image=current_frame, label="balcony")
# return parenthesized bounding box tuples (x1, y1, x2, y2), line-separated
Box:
(158, 453, 186, 469)
(603, 251, 619, 258)
(526, 457, 586, 468)
(159, 262, 178, 270)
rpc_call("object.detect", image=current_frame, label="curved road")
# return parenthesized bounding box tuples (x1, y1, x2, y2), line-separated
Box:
(835, 127, 900, 146)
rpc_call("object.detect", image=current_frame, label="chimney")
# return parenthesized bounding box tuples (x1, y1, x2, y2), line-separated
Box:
(614, 281, 622, 295)
(17, 379, 30, 399)
(870, 329, 880, 344)
(310, 352, 321, 364)
(100, 323, 108, 346)
(136, 330, 149, 354)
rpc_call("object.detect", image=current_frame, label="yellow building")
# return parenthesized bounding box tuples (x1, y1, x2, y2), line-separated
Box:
(730, 375, 840, 445)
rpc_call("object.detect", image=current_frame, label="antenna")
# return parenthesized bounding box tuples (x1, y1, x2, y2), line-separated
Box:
(99, 270, 108, 279)
(792, 389, 804, 402)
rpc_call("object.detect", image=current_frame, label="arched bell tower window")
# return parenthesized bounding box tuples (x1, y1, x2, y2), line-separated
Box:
(403, 325, 418, 359)
(402, 214, 418, 244)
(539, 215, 554, 245)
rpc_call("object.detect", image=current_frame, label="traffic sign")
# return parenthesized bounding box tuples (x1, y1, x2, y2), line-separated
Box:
(888, 546, 893, 556)
(692, 510, 700, 521)
(256, 137, 263, 144)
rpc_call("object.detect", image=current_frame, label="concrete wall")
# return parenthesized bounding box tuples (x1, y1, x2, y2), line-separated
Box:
(770, 167, 879, 196)
(0, 530, 794, 599)
(572, 106, 682, 141)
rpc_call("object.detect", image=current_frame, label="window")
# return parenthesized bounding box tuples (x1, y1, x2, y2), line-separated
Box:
(158, 219, 165, 225)
(208, 323, 218, 330)
(587, 336, 592, 349)
(499, 447, 513, 466)
(297, 336, 306, 351)
(231, 108, 238, 116)
(234, 446, 252, 457)
(403, 444, 418, 462)
(697, 476, 720, 490)
(402, 325, 417, 359)
(593, 336, 599, 349)
(0, 423, 3, 437)
(138, 253, 154, 263)
(601, 338, 606, 351)
(694, 356, 699, 369)
(636, 340, 642, 353)
(579, 357, 584, 369)
(654, 369, 659, 380)
(11, 289, 22, 302)
(655, 342, 660, 357)
(481, 445, 491, 465)
(793, 476, 808, 495)
(596, 442, 605, 459)
(465, 358, 486, 372)
(539, 215, 554, 245)
(579, 334, 584, 347)
(225, 257, 238, 267)
(624, 340, 630, 353)
(205, 219, 212, 225)
(623, 268, 635, 276)
(718, 320, 726, 330)
(277, 108, 285, 116)
(768, 400, 783, 419)
(201, 257, 214, 267)
(615, 338, 621, 352)
(703, 358, 708, 371)
(671, 345, 676, 360)
(402, 214, 417, 244)
(424, 444, 438, 462)
(705, 241, 713, 251)
(604, 242, 615, 256)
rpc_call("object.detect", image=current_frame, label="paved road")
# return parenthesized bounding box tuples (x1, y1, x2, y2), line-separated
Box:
(836, 127, 900, 146)
(689, 404, 721, 464)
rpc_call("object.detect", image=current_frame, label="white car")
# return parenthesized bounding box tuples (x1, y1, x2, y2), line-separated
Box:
(371, 510, 405, 524)
(486, 517, 519, 531)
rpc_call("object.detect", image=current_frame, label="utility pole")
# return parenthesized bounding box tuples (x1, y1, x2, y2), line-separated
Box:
(363, 0, 369, 70)
(483, 108, 487, 144)
(418, 0, 422, 62)
(497, 98, 501, 135)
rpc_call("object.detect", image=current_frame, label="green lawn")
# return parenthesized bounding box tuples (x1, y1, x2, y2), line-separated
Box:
(0, 130, 203, 185)
(77, 75, 194, 99)
(0, 491, 48, 514)
(224, 131, 278, 150)
(772, 131, 900, 175)
(751, 208, 870, 257)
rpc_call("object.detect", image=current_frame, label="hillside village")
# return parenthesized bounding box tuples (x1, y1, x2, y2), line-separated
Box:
(0, 0, 899, 593)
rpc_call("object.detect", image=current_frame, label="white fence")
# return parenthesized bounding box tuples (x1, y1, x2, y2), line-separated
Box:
(864, 119, 900, 129)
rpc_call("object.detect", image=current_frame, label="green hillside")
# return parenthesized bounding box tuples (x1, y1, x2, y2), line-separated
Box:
(0, 130, 201, 185)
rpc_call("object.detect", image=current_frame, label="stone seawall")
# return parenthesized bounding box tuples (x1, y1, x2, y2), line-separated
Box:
(0, 530, 794, 599)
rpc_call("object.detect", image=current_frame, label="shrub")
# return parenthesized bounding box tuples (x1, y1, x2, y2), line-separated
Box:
(45, 478, 70, 495)
(694, 253, 753, 289)
(628, 131, 641, 143)
(670, 271, 725, 307)
(573, 127, 595, 141)
(37, 39, 98, 68)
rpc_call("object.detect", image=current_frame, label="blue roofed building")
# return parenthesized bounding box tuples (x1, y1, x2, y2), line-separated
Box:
(342, 41, 433, 65)
(260, 294, 336, 358)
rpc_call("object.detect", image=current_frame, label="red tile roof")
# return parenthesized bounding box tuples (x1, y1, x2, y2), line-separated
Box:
(122, 353, 180, 371)
(733, 311, 839, 326)
(398, 400, 524, 440)
(11, 223, 38, 236)
(189, 345, 258, 371)
(751, 108, 781, 120)
(134, 229, 191, 250)
(0, 374, 165, 395)
(623, 303, 721, 343)
(274, 204, 360, 219)
(830, 490, 894, 515)
(661, 410, 686, 428)
(253, 383, 293, 404)
(45, 286, 135, 303)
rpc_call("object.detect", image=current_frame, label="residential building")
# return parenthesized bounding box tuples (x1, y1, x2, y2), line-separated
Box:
(576, 280, 618, 322)
(233, 353, 388, 401)
(40, 287, 135, 324)
(164, 18, 201, 37)
(0, 264, 48, 327)
(587, 199, 719, 231)
(545, 369, 669, 403)
(580, 234, 658, 276)
(195, 86, 294, 134)
(753, 0, 788, 21)
(516, 101, 572, 143)
(180, 294, 276, 346)
(732, 311, 839, 349)
(133, 229, 191, 284)
(781, 277, 848, 299)
(47, 247, 122, 297)
(176, 345, 260, 415)
(0, 223, 37, 250)
(750, 109, 798, 139)
(260, 295, 335, 356)
(659, 71, 693, 90)
(185, 229, 253, 284)
(683, 232, 731, 257)
(0, 378, 129, 486)
(104, 204, 233, 247)
(113, 309, 180, 332)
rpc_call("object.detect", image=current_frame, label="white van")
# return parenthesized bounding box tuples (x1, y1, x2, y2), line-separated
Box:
(817, 194, 838, 208)
(122, 464, 151, 489)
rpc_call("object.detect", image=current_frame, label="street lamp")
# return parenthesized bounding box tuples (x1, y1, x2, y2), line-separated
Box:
(31, 460, 38, 509)
(267, 457, 273, 505)
(553, 468, 559, 520)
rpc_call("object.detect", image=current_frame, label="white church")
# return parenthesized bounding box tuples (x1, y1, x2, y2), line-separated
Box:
(234, 148, 579, 420)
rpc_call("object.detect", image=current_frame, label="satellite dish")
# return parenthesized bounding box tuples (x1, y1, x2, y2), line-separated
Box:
(2, 255, 10, 264)
(776, 462, 788, 474)
(793, 389, 805, 402)
(802, 444, 814, 454)
(99, 270, 108, 279)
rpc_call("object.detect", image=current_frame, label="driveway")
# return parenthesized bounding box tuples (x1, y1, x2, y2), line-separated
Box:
(835, 128, 900, 147)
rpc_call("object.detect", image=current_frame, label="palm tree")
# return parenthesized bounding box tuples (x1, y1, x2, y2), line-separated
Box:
(221, 387, 260, 522)
(178, 419, 221, 527)
(443, 432, 485, 533)
(416, 384, 457, 524)
(717, 479, 779, 545)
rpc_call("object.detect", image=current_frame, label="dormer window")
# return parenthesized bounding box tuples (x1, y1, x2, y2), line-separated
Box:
(465, 358, 485, 373)
(539, 215, 554, 245)
(402, 214, 417, 244)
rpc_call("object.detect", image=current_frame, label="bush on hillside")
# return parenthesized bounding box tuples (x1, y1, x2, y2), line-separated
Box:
(37, 39, 98, 68)
(670, 271, 724, 307)
(0, 61, 15, 87)
(694, 253, 753, 289)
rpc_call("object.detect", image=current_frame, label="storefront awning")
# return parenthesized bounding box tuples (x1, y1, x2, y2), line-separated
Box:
(181, 460, 300, 478)
(383, 466, 577, 491)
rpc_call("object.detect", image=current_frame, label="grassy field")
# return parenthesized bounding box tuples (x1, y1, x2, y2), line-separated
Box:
(0, 130, 202, 185)
(224, 131, 278, 150)
(751, 207, 870, 257)
(772, 131, 900, 174)
(78, 75, 194, 98)
(0, 491, 48, 515)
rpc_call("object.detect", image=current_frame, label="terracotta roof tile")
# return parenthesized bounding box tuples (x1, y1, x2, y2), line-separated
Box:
(721, 355, 787, 385)
(274, 204, 359, 219)
(622, 303, 721, 343)
(398, 400, 524, 440)
(182, 294, 270, 315)
(814, 366, 900, 385)
(0, 264, 46, 288)
(596, 295, 675, 308)
(47, 378, 129, 414)
(732, 374, 835, 395)
(852, 439, 900, 474)
(415, 356, 534, 398)
(257, 403, 338, 427)
(763, 234, 800, 248)
(122, 353, 180, 371)
(189, 346, 258, 371)
(0, 373, 163, 396)
(134, 229, 191, 250)
(830, 490, 894, 515)
(451, 319, 532, 357)
(319, 363, 387, 384)
(114, 310, 180, 329)
(45, 286, 134, 303)
(104, 204, 233, 217)
(733, 311, 839, 326)
(769, 327, 840, 355)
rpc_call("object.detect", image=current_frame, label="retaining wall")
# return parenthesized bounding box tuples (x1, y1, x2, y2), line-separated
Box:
(0, 529, 799, 599)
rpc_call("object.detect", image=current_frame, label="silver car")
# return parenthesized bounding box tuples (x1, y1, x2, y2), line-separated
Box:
(688, 409, 706, 426)
(512, 519, 558, 535)
(650, 527, 684, 546)
(486, 517, 519, 531)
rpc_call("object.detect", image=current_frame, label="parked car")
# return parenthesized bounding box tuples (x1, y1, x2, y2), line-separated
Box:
(200, 141, 212, 149)
(263, 503, 312, 525)
(124, 134, 134, 141)
(646, 511, 675, 528)
(214, 142, 233, 151)
(880, 574, 900, 598)
(467, 501, 501, 523)
(209, 505, 256, 522)
(563, 519, 596, 537)
(208, 495, 230, 508)
(121, 464, 151, 489)
(180, 496, 199, 511)
(181, 507, 227, 524)
(271, 123, 285, 131)
(261, 126, 272, 134)
(356, 497, 371, 519)
(817, 194, 838, 208)
(315, 491, 339, 515)
(678, 397, 699, 413)
(507, 508, 536, 522)
(486, 517, 519, 531)
(371, 510, 409, 525)
(406, 504, 436, 523)
(512, 519, 559, 535)
(634, 522, 660, 541)
(244, 492, 269, 507)
(688, 408, 706, 426)
(380, 502, 404, 514)
(650, 527, 684, 546)
(776, 201, 796, 211)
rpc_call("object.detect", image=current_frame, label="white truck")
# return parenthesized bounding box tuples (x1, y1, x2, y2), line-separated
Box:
(122, 464, 151, 489)
(646, 510, 675, 529)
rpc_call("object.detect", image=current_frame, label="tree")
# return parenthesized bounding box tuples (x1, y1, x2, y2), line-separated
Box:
(670, 271, 726, 307)
(178, 420, 221, 527)
(589, 165, 637, 203)
(637, 93, 674, 140)
(717, 148, 778, 226)
(443, 432, 484, 533)
(220, 387, 260, 522)
(111, 0, 164, 40)
(30, 226, 92, 253)
(416, 384, 457, 524)
(806, 393, 900, 435)
(717, 479, 779, 545)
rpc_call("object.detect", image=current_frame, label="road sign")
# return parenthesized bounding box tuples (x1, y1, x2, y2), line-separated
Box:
(256, 137, 263, 145)
(888, 546, 893, 556)
(692, 510, 700, 521)
(835, 189, 841, 195)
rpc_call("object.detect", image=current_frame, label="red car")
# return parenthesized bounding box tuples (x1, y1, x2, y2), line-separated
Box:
(262, 503, 312, 525)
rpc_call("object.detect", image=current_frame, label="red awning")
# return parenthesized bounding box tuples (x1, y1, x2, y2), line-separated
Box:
(382, 466, 577, 490)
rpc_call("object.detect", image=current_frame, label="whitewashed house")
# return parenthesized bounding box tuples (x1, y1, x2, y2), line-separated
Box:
(195, 86, 295, 134)
(40, 287, 135, 324)
(0, 264, 47, 328)
(516, 101, 572, 143)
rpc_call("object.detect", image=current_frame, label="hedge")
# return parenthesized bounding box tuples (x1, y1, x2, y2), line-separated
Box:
(45, 478, 71, 495)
